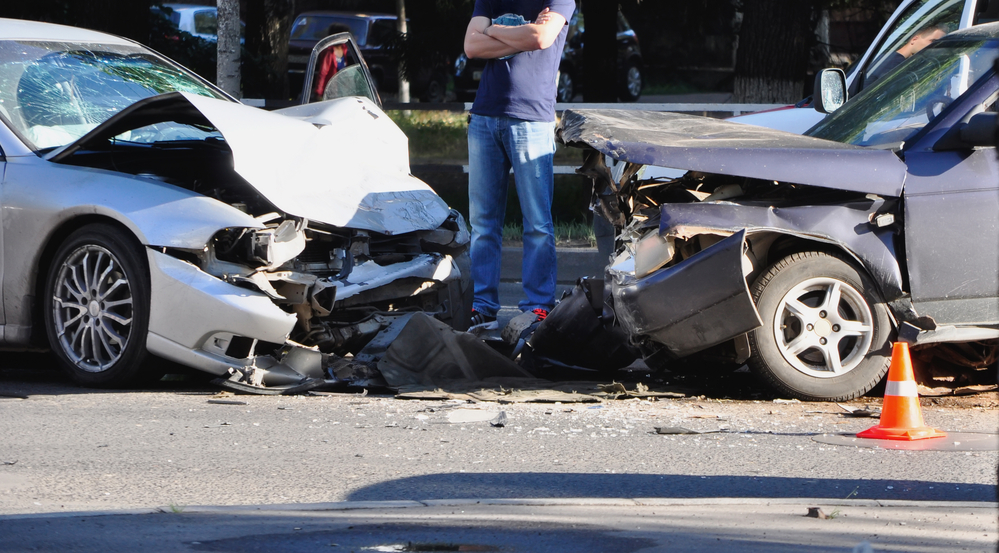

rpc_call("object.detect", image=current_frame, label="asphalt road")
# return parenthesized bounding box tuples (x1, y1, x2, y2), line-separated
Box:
(0, 282, 996, 551)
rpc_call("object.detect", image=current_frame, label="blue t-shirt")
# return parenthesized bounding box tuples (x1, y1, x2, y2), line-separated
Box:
(470, 0, 575, 122)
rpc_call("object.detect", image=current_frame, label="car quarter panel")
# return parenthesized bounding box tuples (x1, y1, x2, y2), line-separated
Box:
(0, 158, 263, 338)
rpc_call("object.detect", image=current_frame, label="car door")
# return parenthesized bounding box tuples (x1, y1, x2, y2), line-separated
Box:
(299, 32, 381, 107)
(901, 79, 999, 326)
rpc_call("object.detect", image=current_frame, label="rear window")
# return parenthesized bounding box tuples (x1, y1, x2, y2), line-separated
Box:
(291, 15, 369, 44)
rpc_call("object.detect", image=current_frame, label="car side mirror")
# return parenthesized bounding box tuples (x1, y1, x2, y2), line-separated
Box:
(813, 68, 847, 114)
(933, 112, 999, 151)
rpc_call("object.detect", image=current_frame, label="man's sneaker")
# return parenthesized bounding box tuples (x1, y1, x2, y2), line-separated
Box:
(530, 308, 549, 323)
(469, 309, 499, 331)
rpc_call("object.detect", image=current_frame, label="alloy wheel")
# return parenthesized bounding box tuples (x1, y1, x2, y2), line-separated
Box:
(51, 245, 134, 372)
(772, 276, 874, 378)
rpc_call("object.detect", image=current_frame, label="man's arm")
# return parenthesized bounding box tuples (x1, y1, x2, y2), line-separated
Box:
(464, 16, 520, 59)
(483, 8, 566, 52)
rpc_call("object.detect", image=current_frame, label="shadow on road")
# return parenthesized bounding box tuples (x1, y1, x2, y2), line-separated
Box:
(345, 472, 995, 503)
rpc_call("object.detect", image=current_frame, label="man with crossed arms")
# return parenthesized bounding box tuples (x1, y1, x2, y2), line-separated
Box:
(463, 0, 575, 331)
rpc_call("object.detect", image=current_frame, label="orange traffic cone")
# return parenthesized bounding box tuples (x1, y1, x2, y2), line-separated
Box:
(857, 342, 946, 441)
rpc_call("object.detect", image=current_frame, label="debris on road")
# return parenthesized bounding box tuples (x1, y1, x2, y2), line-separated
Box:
(836, 404, 881, 418)
(805, 507, 830, 519)
(447, 409, 502, 424)
(489, 411, 508, 427)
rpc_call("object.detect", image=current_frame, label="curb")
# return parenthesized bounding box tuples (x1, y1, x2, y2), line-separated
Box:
(502, 247, 607, 284)
(2, 498, 995, 520)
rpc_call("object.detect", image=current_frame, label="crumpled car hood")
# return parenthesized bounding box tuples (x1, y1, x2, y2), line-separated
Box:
(51, 92, 450, 235)
(556, 109, 907, 197)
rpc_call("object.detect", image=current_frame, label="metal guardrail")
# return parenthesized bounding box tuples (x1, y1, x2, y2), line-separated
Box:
(243, 98, 787, 117)
(383, 101, 786, 116)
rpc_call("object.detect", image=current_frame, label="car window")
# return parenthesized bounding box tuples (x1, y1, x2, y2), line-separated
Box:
(193, 10, 218, 36)
(809, 37, 997, 148)
(862, 0, 964, 88)
(304, 35, 380, 106)
(291, 15, 369, 44)
(0, 41, 227, 151)
(367, 19, 397, 48)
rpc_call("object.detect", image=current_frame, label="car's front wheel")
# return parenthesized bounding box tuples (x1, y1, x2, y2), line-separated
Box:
(43, 224, 152, 387)
(748, 251, 892, 401)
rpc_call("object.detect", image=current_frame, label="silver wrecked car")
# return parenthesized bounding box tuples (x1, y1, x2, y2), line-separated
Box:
(0, 19, 471, 391)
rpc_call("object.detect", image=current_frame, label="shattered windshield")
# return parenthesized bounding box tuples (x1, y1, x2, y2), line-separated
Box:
(807, 38, 997, 148)
(0, 40, 228, 151)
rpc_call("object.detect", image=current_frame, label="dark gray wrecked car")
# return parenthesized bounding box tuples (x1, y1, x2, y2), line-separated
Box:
(551, 23, 999, 401)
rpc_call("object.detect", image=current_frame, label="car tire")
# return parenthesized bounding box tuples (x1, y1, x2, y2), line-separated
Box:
(747, 251, 892, 401)
(43, 224, 152, 387)
(557, 69, 574, 103)
(618, 60, 642, 102)
(420, 72, 448, 103)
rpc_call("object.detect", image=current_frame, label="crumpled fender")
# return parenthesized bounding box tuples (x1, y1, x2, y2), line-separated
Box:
(659, 198, 904, 302)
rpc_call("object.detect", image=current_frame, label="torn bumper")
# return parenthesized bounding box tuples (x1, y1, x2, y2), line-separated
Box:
(145, 249, 298, 375)
(611, 230, 762, 357)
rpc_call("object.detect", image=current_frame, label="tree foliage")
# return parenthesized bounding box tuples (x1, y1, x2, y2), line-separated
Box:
(0, 0, 150, 43)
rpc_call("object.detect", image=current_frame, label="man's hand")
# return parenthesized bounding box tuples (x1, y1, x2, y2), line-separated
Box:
(464, 7, 567, 60)
(464, 16, 520, 59)
(484, 8, 566, 52)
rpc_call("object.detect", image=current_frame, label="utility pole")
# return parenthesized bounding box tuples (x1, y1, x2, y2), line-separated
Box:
(396, 0, 411, 103)
(217, 0, 241, 98)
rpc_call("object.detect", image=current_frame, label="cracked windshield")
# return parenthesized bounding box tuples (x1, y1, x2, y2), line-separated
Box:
(0, 41, 226, 151)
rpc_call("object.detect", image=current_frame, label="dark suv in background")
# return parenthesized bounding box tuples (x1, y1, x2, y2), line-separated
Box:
(453, 9, 643, 102)
(287, 11, 449, 102)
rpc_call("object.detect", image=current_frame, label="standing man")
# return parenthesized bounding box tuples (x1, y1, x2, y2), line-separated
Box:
(463, 0, 575, 331)
(865, 25, 946, 85)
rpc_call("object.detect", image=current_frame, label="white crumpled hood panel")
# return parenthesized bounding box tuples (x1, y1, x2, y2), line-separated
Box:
(181, 93, 450, 235)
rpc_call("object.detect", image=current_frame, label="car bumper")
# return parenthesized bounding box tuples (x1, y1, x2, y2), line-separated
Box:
(611, 230, 763, 357)
(145, 249, 298, 375)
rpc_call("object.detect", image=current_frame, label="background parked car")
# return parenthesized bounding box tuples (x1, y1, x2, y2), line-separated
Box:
(151, 3, 244, 43)
(287, 11, 449, 103)
(453, 9, 643, 103)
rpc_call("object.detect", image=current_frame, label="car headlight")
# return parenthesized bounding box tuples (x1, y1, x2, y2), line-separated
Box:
(455, 54, 467, 74)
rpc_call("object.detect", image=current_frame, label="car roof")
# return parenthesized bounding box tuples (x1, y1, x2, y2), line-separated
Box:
(161, 4, 216, 12)
(0, 17, 133, 44)
(295, 11, 396, 21)
(943, 19, 999, 38)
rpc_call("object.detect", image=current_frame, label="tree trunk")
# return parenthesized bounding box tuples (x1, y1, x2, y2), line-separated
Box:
(245, 0, 295, 99)
(582, 0, 617, 102)
(734, 0, 814, 103)
(217, 0, 241, 98)
(396, 0, 411, 103)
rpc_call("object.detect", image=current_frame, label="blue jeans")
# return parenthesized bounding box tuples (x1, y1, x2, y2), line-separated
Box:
(468, 114, 557, 317)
